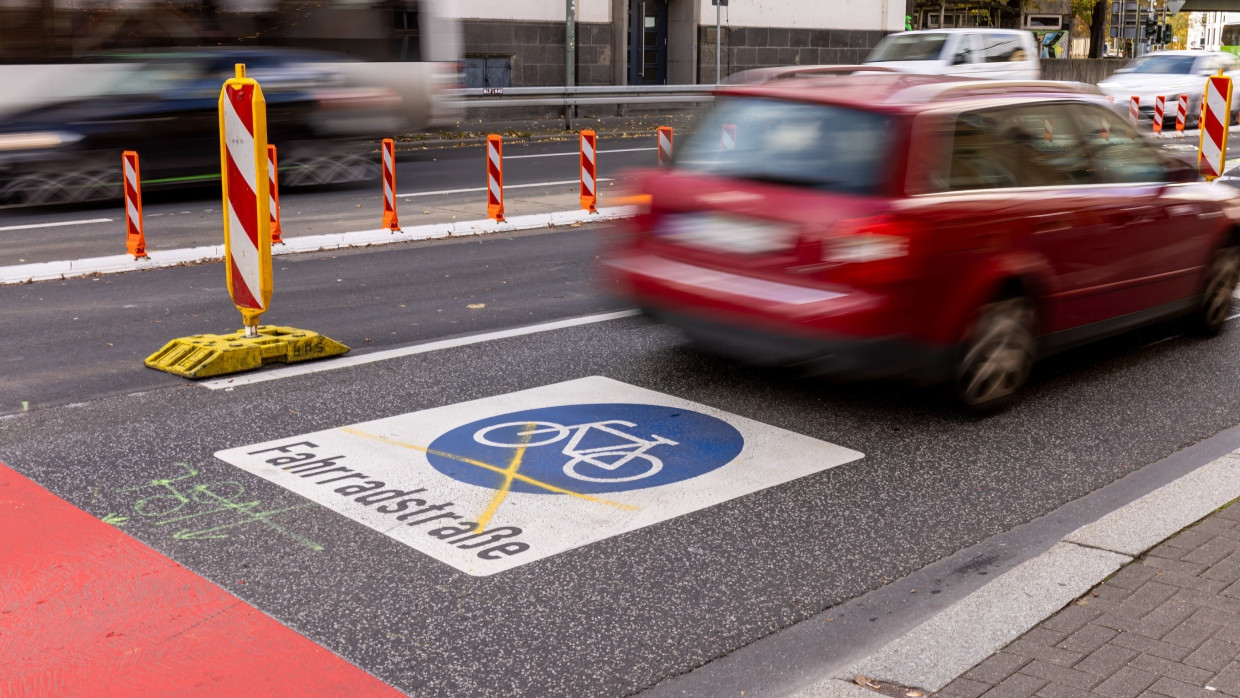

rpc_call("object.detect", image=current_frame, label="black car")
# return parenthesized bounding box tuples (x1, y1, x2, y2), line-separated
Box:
(0, 48, 407, 205)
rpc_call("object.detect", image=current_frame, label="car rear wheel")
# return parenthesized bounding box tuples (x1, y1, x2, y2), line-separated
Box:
(0, 166, 120, 206)
(953, 297, 1036, 412)
(1193, 244, 1240, 336)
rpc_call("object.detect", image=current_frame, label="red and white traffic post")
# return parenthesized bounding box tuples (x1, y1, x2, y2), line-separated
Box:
(267, 144, 283, 244)
(1199, 72, 1234, 181)
(657, 126, 674, 166)
(382, 138, 400, 232)
(1153, 95, 1166, 134)
(1043, 118, 1053, 142)
(1176, 93, 1189, 132)
(486, 134, 505, 222)
(721, 123, 737, 150)
(580, 129, 598, 213)
(219, 63, 273, 337)
(1129, 96, 1140, 125)
(122, 150, 148, 260)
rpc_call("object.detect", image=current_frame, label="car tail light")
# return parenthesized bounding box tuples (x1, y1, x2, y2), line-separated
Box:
(816, 215, 922, 285)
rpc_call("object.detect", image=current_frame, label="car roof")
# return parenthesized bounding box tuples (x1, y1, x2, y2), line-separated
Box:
(884, 28, 1028, 36)
(716, 71, 1099, 114)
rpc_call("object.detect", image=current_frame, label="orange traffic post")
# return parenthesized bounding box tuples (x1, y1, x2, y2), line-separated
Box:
(381, 138, 400, 232)
(123, 151, 148, 259)
(1177, 93, 1189, 132)
(657, 126, 674, 166)
(267, 144, 283, 244)
(580, 129, 598, 213)
(1129, 96, 1140, 126)
(486, 134, 505, 222)
(1153, 95, 1166, 134)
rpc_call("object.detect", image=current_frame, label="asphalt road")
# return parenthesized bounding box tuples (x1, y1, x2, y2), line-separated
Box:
(6, 218, 1240, 696)
(0, 137, 655, 265)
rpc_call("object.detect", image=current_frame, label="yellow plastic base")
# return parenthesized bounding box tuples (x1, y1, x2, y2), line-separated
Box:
(145, 325, 349, 379)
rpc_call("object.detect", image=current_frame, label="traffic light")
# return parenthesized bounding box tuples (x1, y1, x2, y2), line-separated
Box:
(1161, 23, 1173, 44)
(1144, 17, 1157, 39)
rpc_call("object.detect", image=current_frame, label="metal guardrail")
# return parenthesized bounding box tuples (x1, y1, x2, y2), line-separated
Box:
(451, 84, 717, 110)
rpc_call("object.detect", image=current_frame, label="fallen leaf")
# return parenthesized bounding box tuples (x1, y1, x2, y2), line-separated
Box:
(854, 675, 880, 689)
(906, 691, 923, 697)
(467, 303, 486, 309)
(1075, 598, 1090, 606)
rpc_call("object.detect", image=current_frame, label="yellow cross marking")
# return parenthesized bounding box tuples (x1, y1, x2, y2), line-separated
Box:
(338, 427, 639, 525)
(474, 423, 534, 531)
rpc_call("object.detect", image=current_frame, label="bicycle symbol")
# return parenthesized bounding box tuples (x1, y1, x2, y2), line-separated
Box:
(474, 420, 678, 483)
(426, 403, 744, 495)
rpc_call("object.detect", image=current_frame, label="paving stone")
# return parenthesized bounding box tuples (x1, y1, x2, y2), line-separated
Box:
(1111, 633, 1191, 662)
(1183, 636, 1240, 672)
(1092, 666, 1159, 698)
(1004, 639, 1088, 668)
(1183, 537, 1240, 568)
(1210, 659, 1240, 696)
(1145, 677, 1218, 698)
(965, 652, 1035, 685)
(1044, 606, 1105, 635)
(1187, 517, 1237, 539)
(940, 676, 993, 698)
(1033, 683, 1094, 698)
(1214, 504, 1240, 523)
(1147, 566, 1230, 595)
(1058, 624, 1119, 655)
(1023, 627, 1071, 648)
(1096, 584, 1137, 603)
(1017, 660, 1101, 690)
(1113, 583, 1181, 619)
(1127, 654, 1214, 686)
(1073, 643, 1139, 678)
(1145, 557, 1211, 579)
(1161, 615, 1222, 650)
(1203, 552, 1240, 584)
(1108, 565, 1160, 591)
(1173, 588, 1240, 618)
(1158, 530, 1216, 553)
(980, 673, 1048, 698)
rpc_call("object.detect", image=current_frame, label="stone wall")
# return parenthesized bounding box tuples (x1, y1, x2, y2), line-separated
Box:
(700, 26, 888, 83)
(461, 19, 614, 87)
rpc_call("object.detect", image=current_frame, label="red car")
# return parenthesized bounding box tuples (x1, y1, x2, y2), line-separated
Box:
(602, 72, 1240, 410)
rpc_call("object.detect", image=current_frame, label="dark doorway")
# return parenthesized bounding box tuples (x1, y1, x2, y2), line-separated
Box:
(627, 0, 668, 84)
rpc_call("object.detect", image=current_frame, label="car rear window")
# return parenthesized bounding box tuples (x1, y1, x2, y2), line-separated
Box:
(866, 33, 948, 62)
(1124, 55, 1196, 74)
(672, 97, 893, 195)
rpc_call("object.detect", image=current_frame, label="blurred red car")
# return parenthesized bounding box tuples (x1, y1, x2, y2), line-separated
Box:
(601, 72, 1240, 410)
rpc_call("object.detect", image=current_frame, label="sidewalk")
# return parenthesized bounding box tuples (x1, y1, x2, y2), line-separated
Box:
(936, 503, 1240, 698)
(797, 450, 1240, 698)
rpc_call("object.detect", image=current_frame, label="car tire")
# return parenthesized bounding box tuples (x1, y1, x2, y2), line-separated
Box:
(1192, 244, 1240, 336)
(952, 296, 1036, 413)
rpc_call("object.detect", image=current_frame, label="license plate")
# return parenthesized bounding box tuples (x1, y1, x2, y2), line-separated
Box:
(655, 213, 794, 254)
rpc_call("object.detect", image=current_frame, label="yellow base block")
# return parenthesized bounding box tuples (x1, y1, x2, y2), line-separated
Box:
(145, 325, 349, 379)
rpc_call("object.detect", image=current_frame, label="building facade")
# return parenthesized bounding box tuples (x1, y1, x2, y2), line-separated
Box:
(448, 0, 908, 87)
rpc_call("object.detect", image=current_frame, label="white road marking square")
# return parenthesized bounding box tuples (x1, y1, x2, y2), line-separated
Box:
(215, 377, 863, 575)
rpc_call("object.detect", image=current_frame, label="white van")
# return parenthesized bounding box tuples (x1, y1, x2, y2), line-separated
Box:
(864, 29, 1041, 80)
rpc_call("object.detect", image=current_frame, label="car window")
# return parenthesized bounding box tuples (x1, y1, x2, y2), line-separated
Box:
(673, 97, 892, 195)
(865, 33, 949, 62)
(955, 34, 980, 65)
(944, 104, 1092, 191)
(1075, 105, 1168, 183)
(980, 33, 1029, 63)
(1126, 55, 1197, 74)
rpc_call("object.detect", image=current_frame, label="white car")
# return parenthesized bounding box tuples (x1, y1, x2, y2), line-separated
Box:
(863, 28, 1040, 80)
(1098, 50, 1240, 127)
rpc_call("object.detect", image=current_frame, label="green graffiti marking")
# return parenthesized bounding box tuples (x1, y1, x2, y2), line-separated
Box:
(118, 462, 323, 552)
(101, 513, 129, 526)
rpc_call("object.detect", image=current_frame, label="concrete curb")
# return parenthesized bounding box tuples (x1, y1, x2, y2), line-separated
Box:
(0, 206, 636, 285)
(792, 445, 1240, 697)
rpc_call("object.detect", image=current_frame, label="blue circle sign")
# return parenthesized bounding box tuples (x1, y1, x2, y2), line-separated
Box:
(426, 403, 745, 494)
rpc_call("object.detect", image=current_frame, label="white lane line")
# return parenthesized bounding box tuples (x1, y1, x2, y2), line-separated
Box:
(505, 147, 657, 160)
(200, 309, 642, 389)
(397, 179, 613, 198)
(0, 218, 112, 232)
(1228, 312, 1240, 322)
